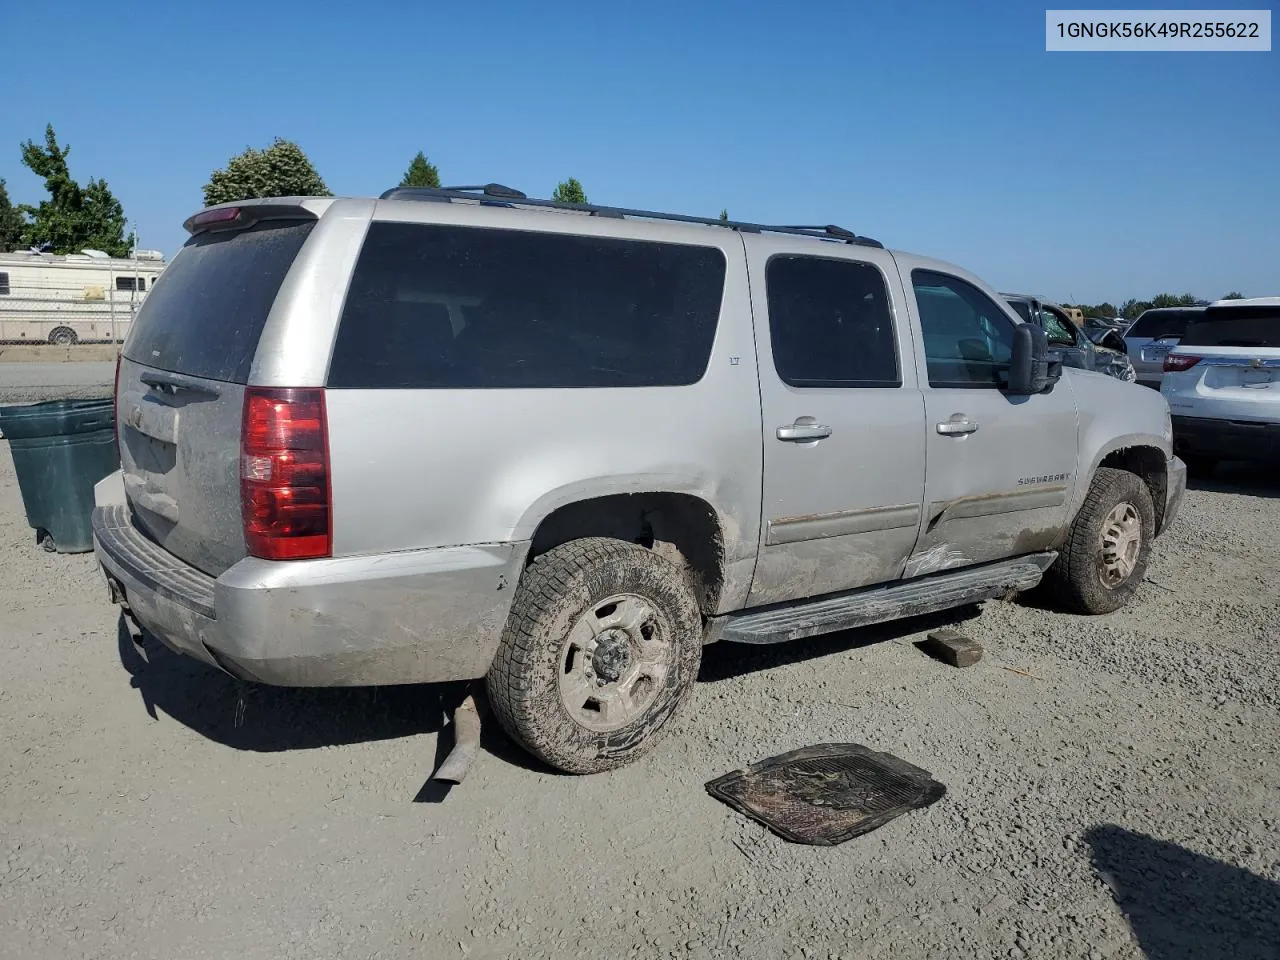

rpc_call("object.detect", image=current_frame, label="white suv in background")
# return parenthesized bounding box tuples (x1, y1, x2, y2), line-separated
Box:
(1162, 298, 1280, 476)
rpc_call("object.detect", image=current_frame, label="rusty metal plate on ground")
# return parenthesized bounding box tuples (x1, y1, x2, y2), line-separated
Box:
(706, 743, 946, 846)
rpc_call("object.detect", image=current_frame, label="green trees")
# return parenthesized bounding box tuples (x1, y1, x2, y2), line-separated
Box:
(202, 138, 330, 206)
(400, 151, 441, 188)
(0, 179, 23, 252)
(551, 177, 588, 204)
(16, 125, 131, 257)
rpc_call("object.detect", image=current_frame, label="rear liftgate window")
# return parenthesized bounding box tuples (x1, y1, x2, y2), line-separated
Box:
(327, 222, 727, 389)
(1181, 306, 1280, 349)
(124, 219, 316, 383)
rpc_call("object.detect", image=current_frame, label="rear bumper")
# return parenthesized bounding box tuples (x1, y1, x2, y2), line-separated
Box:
(92, 500, 530, 686)
(1171, 415, 1280, 464)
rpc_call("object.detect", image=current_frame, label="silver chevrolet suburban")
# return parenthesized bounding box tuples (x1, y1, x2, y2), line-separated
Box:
(92, 185, 1186, 774)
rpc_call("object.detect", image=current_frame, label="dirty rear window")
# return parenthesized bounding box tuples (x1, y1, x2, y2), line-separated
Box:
(123, 219, 315, 383)
(327, 222, 726, 389)
(1181, 306, 1280, 349)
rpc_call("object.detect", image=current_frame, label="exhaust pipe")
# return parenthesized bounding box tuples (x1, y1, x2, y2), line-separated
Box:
(433, 692, 483, 784)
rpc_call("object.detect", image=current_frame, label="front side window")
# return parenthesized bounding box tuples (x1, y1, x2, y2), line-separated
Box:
(912, 269, 1016, 388)
(328, 223, 727, 389)
(766, 255, 900, 388)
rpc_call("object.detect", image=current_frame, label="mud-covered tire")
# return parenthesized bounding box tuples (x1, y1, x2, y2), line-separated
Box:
(1048, 467, 1155, 615)
(486, 537, 703, 774)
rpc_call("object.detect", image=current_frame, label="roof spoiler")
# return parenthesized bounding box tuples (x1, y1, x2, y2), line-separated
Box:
(183, 198, 324, 235)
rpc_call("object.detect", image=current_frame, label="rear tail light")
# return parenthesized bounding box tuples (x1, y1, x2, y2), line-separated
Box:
(1164, 354, 1202, 372)
(241, 387, 331, 561)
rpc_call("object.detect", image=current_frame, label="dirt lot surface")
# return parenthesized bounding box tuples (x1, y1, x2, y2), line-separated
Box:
(1, 442, 1277, 960)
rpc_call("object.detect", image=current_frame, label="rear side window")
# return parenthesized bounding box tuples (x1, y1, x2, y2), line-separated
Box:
(124, 219, 315, 383)
(1127, 309, 1201, 340)
(328, 222, 726, 389)
(1181, 306, 1280, 349)
(766, 255, 899, 387)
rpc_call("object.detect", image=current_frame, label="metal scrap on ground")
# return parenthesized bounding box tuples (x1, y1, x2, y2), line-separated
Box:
(706, 743, 946, 846)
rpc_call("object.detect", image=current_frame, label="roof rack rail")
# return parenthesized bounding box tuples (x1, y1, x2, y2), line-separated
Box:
(779, 224, 857, 241)
(376, 186, 883, 248)
(437, 183, 527, 199)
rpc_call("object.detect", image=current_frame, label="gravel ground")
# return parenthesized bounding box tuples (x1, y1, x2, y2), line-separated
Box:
(0, 442, 1276, 960)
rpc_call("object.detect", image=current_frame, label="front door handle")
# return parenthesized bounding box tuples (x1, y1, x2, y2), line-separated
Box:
(777, 417, 832, 442)
(937, 417, 979, 436)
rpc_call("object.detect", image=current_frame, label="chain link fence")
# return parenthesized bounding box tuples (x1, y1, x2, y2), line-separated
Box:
(0, 269, 155, 346)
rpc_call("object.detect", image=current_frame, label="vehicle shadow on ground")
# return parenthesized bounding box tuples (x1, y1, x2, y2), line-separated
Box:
(117, 616, 462, 751)
(1188, 462, 1280, 499)
(115, 617, 554, 790)
(698, 606, 981, 683)
(1086, 824, 1280, 960)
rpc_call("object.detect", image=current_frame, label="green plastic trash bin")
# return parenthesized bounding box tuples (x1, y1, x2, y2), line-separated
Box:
(0, 397, 118, 554)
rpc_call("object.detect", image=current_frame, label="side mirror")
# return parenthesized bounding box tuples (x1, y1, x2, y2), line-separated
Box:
(1006, 324, 1062, 395)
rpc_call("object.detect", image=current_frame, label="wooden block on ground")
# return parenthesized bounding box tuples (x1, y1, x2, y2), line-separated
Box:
(917, 628, 983, 668)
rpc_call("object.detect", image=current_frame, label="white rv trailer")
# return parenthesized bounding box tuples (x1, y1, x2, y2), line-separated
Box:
(0, 248, 167, 344)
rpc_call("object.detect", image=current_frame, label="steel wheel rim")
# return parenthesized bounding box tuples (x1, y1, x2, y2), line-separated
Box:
(557, 593, 672, 733)
(1099, 501, 1142, 587)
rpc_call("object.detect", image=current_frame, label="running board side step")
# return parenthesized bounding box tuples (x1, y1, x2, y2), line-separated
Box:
(710, 553, 1057, 646)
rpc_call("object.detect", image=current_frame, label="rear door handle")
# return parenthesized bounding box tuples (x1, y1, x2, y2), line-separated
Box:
(937, 417, 979, 436)
(777, 419, 832, 442)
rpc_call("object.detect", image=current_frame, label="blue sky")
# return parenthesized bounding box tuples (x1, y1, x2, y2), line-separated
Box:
(1, 0, 1275, 303)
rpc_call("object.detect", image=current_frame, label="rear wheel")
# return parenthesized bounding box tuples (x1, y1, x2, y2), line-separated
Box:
(1049, 467, 1154, 614)
(486, 537, 703, 774)
(48, 326, 78, 346)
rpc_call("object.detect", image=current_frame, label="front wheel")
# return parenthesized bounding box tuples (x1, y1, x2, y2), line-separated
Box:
(49, 326, 78, 346)
(486, 537, 703, 774)
(1048, 467, 1155, 615)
